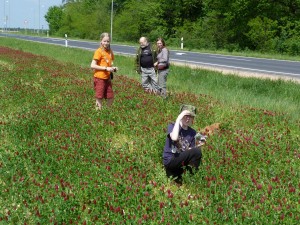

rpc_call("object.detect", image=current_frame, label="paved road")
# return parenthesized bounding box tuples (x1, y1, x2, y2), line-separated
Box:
(1, 33, 300, 81)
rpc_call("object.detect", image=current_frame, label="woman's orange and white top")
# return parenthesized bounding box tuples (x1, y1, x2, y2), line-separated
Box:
(93, 47, 114, 79)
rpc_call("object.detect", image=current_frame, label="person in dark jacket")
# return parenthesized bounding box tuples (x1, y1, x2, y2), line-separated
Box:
(135, 37, 159, 93)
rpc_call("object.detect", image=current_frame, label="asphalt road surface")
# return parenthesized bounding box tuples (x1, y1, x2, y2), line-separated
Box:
(1, 33, 300, 82)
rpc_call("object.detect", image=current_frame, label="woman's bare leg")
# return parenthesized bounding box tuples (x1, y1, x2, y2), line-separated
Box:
(95, 98, 102, 110)
(107, 98, 114, 107)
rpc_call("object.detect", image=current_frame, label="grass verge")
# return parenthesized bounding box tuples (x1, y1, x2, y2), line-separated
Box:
(1, 37, 299, 121)
(0, 41, 299, 224)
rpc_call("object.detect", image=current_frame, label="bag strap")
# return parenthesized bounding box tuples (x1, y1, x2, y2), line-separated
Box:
(99, 47, 113, 67)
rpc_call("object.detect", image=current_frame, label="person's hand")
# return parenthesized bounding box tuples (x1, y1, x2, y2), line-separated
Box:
(176, 110, 191, 122)
(106, 67, 113, 72)
(195, 133, 207, 147)
(107, 67, 118, 72)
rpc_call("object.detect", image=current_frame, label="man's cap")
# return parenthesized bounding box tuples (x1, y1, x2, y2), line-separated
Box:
(180, 104, 197, 116)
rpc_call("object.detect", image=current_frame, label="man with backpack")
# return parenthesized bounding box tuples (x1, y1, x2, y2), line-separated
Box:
(135, 37, 159, 93)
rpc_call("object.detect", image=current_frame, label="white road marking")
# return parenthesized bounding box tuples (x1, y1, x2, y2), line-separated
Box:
(209, 56, 251, 61)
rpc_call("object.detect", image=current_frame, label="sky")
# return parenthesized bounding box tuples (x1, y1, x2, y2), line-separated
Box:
(1, 0, 63, 30)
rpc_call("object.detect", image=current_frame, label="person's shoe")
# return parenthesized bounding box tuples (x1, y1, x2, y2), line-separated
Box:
(161, 95, 168, 100)
(174, 177, 182, 186)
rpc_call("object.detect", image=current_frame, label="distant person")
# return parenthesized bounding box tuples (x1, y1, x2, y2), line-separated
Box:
(163, 104, 204, 185)
(135, 37, 159, 93)
(91, 32, 118, 110)
(154, 37, 170, 98)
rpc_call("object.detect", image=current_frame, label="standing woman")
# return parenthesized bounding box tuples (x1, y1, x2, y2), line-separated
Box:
(91, 32, 118, 110)
(154, 37, 170, 98)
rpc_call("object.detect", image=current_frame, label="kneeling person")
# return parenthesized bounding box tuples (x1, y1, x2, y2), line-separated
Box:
(162, 104, 202, 184)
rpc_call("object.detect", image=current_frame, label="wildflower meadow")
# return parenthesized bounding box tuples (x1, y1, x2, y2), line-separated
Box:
(0, 46, 299, 224)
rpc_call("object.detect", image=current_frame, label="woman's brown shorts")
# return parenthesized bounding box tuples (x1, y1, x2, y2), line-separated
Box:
(94, 77, 114, 99)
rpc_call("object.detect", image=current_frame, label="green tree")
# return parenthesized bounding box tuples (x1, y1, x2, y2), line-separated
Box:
(45, 6, 64, 34)
(157, 0, 204, 37)
(46, 0, 300, 55)
(246, 16, 277, 51)
(114, 0, 162, 41)
(57, 0, 111, 39)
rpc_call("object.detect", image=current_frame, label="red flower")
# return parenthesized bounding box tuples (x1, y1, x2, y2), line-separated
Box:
(159, 202, 165, 209)
(289, 186, 296, 193)
(217, 207, 223, 213)
(168, 193, 174, 198)
(268, 184, 273, 195)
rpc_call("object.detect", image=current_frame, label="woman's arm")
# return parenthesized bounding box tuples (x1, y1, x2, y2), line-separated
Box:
(170, 110, 190, 141)
(91, 59, 107, 71)
(91, 59, 116, 72)
(158, 48, 169, 63)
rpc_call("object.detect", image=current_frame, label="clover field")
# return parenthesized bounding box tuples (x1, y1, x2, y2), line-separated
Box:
(0, 46, 299, 224)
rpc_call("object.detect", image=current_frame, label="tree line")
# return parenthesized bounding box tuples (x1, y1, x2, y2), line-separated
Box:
(45, 0, 300, 55)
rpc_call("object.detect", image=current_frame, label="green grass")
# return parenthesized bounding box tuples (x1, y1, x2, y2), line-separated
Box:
(0, 38, 299, 224)
(1, 37, 299, 122)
